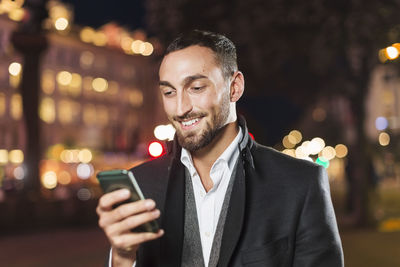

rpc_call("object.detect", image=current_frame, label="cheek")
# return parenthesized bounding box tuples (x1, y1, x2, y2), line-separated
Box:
(193, 92, 221, 112)
(162, 98, 175, 117)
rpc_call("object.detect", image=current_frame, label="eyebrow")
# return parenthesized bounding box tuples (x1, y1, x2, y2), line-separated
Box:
(159, 80, 175, 89)
(159, 74, 208, 89)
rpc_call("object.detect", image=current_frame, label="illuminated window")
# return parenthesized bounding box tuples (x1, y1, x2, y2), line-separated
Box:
(58, 100, 73, 124)
(56, 71, 71, 95)
(83, 104, 96, 125)
(128, 89, 143, 107)
(10, 93, 22, 120)
(9, 71, 21, 89)
(42, 69, 55, 95)
(9, 149, 24, 164)
(39, 97, 56, 123)
(97, 105, 109, 125)
(83, 76, 93, 92)
(80, 51, 94, 69)
(68, 73, 82, 97)
(107, 81, 119, 95)
(0, 93, 6, 117)
(0, 149, 8, 165)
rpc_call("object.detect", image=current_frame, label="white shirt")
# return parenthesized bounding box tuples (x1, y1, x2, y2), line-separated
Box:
(180, 127, 242, 266)
(110, 127, 243, 267)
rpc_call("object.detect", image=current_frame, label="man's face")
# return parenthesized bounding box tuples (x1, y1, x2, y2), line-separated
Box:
(159, 45, 231, 152)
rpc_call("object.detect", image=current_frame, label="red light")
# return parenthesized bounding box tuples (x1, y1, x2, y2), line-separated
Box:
(148, 141, 164, 158)
(248, 132, 255, 140)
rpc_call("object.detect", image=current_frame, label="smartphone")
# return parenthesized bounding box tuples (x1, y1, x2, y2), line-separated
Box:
(96, 169, 159, 233)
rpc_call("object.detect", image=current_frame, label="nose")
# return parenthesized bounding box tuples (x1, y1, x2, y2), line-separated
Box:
(176, 90, 192, 117)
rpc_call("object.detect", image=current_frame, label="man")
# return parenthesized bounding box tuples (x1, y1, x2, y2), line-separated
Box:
(96, 30, 344, 267)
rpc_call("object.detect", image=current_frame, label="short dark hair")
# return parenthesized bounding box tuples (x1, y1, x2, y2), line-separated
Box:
(165, 30, 238, 80)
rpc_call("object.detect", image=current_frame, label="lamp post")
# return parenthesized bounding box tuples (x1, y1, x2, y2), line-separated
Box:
(11, 0, 48, 196)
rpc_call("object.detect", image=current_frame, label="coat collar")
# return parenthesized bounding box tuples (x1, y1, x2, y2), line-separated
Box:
(161, 114, 253, 267)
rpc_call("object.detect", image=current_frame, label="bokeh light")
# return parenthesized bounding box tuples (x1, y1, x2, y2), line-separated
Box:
(10, 94, 22, 120)
(13, 166, 25, 180)
(148, 141, 163, 157)
(308, 137, 325, 155)
(77, 188, 91, 201)
(80, 27, 95, 43)
(80, 51, 94, 68)
(40, 97, 56, 124)
(54, 17, 68, 31)
(42, 171, 58, 189)
(295, 145, 309, 159)
(77, 163, 93, 179)
(9, 149, 24, 164)
(321, 146, 336, 161)
(289, 130, 302, 144)
(379, 132, 390, 146)
(0, 150, 8, 164)
(282, 135, 296, 149)
(78, 149, 92, 163)
(335, 144, 348, 158)
(386, 46, 399, 60)
(92, 77, 108, 92)
(8, 8, 24, 21)
(58, 170, 71, 185)
(8, 62, 22, 76)
(154, 124, 176, 141)
(57, 71, 72, 86)
(141, 42, 154, 56)
(131, 40, 145, 54)
(93, 31, 107, 46)
(375, 116, 389, 131)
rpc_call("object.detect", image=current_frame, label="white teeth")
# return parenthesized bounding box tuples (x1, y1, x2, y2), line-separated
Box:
(182, 118, 199, 126)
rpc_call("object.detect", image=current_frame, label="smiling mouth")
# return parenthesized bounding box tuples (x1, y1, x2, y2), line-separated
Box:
(181, 118, 199, 126)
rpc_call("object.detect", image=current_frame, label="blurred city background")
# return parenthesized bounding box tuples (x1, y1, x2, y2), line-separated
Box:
(0, 0, 399, 266)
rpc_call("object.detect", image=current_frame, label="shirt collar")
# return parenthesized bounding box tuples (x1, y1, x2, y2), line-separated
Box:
(180, 127, 243, 176)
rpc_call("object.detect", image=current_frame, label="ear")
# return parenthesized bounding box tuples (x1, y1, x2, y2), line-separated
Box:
(229, 71, 245, 102)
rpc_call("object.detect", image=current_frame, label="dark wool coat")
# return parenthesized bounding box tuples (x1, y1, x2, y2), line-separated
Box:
(125, 116, 344, 267)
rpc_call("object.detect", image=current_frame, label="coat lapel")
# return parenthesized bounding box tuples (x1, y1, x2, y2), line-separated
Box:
(217, 157, 246, 267)
(159, 157, 185, 267)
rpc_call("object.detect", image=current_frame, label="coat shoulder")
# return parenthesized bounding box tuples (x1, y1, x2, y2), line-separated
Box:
(251, 142, 325, 184)
(130, 154, 172, 183)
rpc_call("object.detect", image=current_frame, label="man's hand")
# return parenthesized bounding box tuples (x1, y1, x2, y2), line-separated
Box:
(96, 188, 164, 266)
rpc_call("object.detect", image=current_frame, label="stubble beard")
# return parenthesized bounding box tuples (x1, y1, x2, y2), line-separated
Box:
(172, 94, 230, 152)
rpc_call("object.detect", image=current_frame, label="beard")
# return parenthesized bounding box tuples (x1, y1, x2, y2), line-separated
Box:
(171, 94, 230, 152)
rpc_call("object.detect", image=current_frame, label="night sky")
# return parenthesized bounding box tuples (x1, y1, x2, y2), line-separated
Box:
(61, 0, 146, 30)
(58, 0, 298, 145)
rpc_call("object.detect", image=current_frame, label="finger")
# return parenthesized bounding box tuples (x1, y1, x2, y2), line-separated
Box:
(112, 229, 164, 250)
(111, 199, 156, 222)
(100, 199, 156, 227)
(106, 209, 161, 236)
(97, 189, 131, 212)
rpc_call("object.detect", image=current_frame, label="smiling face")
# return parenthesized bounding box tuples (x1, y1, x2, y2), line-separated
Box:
(159, 45, 234, 152)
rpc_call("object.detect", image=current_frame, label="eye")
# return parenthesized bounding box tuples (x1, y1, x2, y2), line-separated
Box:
(191, 86, 205, 92)
(164, 90, 175, 96)
(161, 88, 176, 97)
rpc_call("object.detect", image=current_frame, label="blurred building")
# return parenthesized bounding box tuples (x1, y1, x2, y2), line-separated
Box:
(0, 0, 164, 202)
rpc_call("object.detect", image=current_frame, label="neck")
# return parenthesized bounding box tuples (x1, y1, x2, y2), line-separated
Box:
(191, 121, 239, 191)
